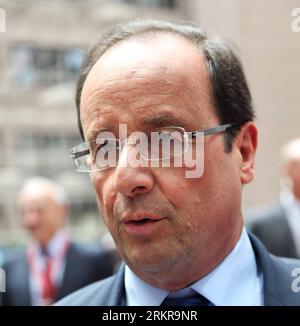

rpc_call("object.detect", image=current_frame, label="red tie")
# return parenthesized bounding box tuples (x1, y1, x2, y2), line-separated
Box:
(42, 258, 55, 304)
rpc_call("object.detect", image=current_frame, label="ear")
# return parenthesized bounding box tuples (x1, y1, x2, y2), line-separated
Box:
(235, 122, 258, 185)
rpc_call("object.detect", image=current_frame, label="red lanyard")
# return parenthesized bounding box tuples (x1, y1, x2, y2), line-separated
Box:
(27, 238, 70, 305)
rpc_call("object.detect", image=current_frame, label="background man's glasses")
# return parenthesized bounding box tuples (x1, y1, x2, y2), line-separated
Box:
(70, 123, 234, 172)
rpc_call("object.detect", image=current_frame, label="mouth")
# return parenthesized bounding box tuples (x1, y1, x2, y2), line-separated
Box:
(121, 213, 166, 236)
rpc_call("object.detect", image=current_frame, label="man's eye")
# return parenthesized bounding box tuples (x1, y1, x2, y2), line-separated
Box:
(158, 131, 172, 141)
(96, 139, 118, 153)
(91, 139, 109, 159)
(98, 139, 109, 151)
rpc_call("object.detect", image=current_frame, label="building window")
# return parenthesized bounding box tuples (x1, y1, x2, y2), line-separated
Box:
(14, 133, 81, 169)
(11, 45, 84, 87)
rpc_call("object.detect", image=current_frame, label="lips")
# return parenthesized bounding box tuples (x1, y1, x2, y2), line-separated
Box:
(122, 212, 164, 223)
(121, 212, 166, 235)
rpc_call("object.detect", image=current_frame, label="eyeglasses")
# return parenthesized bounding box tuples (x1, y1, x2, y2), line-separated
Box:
(70, 123, 234, 172)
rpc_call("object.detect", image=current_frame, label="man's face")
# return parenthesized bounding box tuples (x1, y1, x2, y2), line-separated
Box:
(80, 35, 250, 289)
(19, 190, 65, 247)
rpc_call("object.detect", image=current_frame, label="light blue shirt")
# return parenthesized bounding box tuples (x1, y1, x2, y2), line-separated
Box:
(29, 230, 69, 305)
(124, 227, 263, 306)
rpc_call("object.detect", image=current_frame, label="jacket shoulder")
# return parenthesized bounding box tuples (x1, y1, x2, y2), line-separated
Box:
(2, 249, 27, 271)
(54, 263, 125, 306)
(54, 276, 115, 306)
(268, 255, 300, 305)
(249, 233, 300, 305)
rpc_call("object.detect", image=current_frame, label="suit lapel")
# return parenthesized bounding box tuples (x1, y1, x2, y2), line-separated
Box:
(13, 253, 32, 305)
(104, 264, 126, 306)
(55, 244, 74, 300)
(276, 205, 298, 257)
(249, 232, 299, 306)
(87, 264, 125, 306)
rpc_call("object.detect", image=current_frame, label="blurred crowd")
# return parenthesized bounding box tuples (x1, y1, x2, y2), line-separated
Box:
(247, 138, 300, 258)
(0, 177, 120, 306)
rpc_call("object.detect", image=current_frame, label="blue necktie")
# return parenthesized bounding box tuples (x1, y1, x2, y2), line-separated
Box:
(161, 292, 212, 306)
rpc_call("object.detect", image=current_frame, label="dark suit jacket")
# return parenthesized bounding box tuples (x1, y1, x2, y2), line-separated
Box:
(1, 242, 118, 306)
(246, 203, 298, 258)
(55, 233, 300, 306)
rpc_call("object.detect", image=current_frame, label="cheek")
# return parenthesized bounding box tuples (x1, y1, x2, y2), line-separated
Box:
(157, 149, 240, 220)
(45, 214, 56, 228)
(91, 172, 116, 220)
(205, 153, 242, 225)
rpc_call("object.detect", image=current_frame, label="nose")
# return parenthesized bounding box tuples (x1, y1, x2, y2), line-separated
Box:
(113, 144, 154, 197)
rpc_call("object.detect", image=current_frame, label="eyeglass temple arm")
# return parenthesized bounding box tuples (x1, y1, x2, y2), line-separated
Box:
(190, 123, 233, 138)
(70, 148, 90, 160)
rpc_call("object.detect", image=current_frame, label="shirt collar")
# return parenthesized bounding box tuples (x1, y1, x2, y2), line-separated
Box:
(34, 229, 70, 259)
(191, 227, 262, 306)
(125, 266, 168, 306)
(124, 227, 262, 306)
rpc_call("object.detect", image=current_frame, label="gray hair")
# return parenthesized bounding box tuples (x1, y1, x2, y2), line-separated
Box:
(19, 177, 69, 205)
(281, 138, 300, 164)
(76, 19, 255, 152)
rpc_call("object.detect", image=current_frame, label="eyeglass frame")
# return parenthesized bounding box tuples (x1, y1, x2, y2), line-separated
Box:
(70, 122, 235, 172)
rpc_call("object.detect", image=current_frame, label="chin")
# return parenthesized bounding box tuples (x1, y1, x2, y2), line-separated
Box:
(127, 250, 180, 274)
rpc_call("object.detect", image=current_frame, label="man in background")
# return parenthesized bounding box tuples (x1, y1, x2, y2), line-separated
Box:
(247, 138, 300, 258)
(2, 177, 118, 306)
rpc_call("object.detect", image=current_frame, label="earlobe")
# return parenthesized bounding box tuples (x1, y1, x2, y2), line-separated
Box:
(238, 122, 258, 185)
(240, 161, 255, 184)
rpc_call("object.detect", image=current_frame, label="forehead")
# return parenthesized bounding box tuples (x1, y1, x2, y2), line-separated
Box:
(19, 186, 57, 207)
(81, 34, 215, 138)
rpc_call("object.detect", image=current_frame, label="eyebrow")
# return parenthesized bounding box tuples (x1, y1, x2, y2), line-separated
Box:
(85, 113, 194, 142)
(140, 114, 192, 129)
(86, 125, 114, 142)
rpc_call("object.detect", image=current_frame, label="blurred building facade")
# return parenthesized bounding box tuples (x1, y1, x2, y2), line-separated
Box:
(0, 0, 184, 245)
(0, 0, 299, 245)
